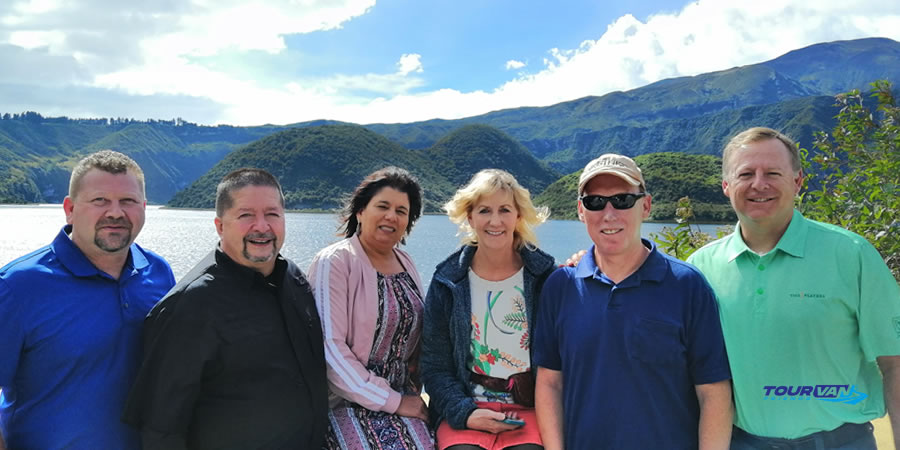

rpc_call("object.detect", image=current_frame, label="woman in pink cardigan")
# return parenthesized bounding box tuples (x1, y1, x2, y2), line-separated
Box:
(308, 166, 434, 449)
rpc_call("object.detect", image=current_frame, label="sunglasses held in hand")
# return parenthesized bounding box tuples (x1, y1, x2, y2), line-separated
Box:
(580, 193, 646, 211)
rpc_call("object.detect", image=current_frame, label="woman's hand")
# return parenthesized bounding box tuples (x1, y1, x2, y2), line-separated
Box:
(395, 394, 429, 422)
(465, 408, 523, 433)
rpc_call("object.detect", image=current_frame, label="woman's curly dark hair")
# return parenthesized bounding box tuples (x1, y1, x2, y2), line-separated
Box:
(338, 166, 423, 244)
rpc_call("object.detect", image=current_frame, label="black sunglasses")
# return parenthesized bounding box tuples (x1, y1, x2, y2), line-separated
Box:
(580, 193, 646, 211)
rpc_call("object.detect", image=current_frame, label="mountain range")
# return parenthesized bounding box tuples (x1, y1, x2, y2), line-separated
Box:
(1, 37, 898, 219)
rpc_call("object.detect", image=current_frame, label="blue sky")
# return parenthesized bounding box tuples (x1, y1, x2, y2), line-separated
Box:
(279, 0, 685, 93)
(1, 0, 898, 125)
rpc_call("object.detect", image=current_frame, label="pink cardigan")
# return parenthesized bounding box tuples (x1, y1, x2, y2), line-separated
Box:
(307, 234, 425, 414)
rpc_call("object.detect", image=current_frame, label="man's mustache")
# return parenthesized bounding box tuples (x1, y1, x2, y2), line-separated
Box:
(96, 218, 132, 229)
(245, 232, 276, 241)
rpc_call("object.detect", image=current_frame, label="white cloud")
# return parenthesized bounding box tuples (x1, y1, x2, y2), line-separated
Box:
(154, 0, 376, 57)
(505, 59, 526, 70)
(0, 0, 376, 78)
(2, 0, 900, 125)
(94, 51, 426, 122)
(332, 0, 900, 124)
(10, 0, 62, 17)
(397, 53, 423, 75)
(2, 0, 376, 55)
(8, 30, 65, 50)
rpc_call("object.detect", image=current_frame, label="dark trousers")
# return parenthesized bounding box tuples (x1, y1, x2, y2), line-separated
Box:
(730, 422, 876, 450)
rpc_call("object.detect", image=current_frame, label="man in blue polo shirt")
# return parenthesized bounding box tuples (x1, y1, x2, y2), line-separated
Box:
(0, 150, 175, 449)
(533, 153, 733, 450)
(688, 127, 900, 449)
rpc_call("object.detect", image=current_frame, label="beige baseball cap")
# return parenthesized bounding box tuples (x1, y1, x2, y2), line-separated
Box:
(577, 153, 646, 195)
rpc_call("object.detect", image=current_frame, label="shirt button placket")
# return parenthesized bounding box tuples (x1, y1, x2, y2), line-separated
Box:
(756, 254, 771, 298)
(751, 256, 766, 313)
(119, 285, 129, 311)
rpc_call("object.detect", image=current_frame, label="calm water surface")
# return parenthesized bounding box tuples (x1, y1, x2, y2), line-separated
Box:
(0, 205, 725, 287)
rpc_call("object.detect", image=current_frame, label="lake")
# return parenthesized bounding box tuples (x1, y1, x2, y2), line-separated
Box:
(0, 205, 727, 286)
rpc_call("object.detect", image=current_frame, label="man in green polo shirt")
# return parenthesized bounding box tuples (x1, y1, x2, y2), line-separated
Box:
(688, 126, 900, 449)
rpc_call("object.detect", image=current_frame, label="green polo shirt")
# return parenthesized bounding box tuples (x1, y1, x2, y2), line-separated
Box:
(688, 210, 900, 438)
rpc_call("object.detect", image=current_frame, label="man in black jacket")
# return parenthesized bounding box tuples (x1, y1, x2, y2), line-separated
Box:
(123, 168, 328, 449)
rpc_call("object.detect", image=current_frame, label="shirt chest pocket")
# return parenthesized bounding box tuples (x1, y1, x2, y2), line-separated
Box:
(627, 318, 685, 365)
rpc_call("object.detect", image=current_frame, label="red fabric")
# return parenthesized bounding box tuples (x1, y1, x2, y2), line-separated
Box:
(436, 402, 542, 450)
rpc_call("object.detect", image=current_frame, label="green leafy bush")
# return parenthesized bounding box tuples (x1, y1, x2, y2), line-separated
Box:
(651, 197, 732, 260)
(800, 80, 900, 280)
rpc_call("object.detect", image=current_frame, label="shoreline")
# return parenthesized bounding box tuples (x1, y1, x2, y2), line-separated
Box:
(0, 203, 733, 224)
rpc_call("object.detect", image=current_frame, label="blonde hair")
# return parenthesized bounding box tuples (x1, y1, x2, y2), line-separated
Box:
(722, 127, 801, 178)
(443, 169, 549, 250)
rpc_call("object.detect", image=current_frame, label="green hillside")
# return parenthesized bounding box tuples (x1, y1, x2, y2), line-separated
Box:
(82, 123, 236, 202)
(366, 39, 900, 166)
(375, 94, 839, 175)
(763, 38, 900, 95)
(0, 117, 266, 203)
(540, 95, 839, 173)
(425, 124, 560, 193)
(0, 115, 114, 202)
(167, 125, 458, 212)
(169, 124, 572, 213)
(0, 114, 111, 158)
(534, 152, 735, 222)
(2, 38, 897, 205)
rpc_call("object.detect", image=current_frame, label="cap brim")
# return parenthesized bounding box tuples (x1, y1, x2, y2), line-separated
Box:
(578, 170, 642, 194)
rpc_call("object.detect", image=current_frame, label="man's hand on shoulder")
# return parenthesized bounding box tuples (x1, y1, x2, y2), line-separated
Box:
(560, 249, 587, 268)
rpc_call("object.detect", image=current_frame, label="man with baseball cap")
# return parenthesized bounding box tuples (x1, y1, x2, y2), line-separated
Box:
(532, 154, 733, 449)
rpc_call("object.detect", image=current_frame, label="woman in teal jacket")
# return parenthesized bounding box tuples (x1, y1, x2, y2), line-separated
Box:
(422, 169, 556, 450)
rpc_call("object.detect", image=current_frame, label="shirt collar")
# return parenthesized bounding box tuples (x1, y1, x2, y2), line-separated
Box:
(773, 210, 808, 257)
(725, 209, 808, 261)
(574, 238, 668, 284)
(214, 243, 286, 288)
(439, 244, 555, 286)
(51, 224, 144, 278)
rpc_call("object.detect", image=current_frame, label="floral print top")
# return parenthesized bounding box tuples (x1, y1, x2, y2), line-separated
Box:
(467, 268, 529, 403)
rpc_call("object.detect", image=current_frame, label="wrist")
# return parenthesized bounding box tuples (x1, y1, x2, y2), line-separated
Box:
(384, 391, 403, 414)
(461, 404, 479, 429)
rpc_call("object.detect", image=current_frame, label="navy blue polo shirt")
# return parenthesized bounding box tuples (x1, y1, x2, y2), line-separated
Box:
(0, 225, 175, 449)
(533, 239, 731, 450)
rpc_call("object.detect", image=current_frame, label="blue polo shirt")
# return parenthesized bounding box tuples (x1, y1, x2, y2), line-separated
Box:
(533, 239, 731, 450)
(0, 225, 175, 449)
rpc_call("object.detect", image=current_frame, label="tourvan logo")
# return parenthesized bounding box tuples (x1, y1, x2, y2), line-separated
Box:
(762, 385, 867, 405)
